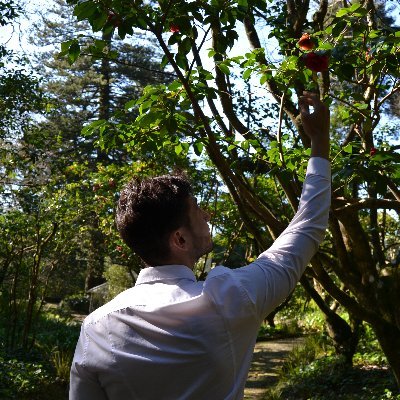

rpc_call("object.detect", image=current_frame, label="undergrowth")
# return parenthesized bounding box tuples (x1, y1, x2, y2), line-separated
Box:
(264, 328, 399, 400)
(0, 307, 80, 399)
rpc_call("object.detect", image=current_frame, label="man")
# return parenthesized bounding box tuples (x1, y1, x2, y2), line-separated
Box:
(69, 92, 330, 400)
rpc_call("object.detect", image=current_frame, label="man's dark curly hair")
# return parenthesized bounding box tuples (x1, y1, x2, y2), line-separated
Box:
(115, 174, 193, 266)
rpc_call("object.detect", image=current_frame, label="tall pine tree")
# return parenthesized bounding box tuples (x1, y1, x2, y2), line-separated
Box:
(26, 0, 174, 291)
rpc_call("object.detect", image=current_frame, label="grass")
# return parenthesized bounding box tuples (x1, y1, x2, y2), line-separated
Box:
(51, 350, 74, 383)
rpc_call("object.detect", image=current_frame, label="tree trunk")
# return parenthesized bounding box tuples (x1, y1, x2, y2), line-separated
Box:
(372, 320, 400, 390)
(301, 276, 360, 364)
(85, 219, 106, 291)
(265, 292, 294, 328)
(22, 222, 58, 350)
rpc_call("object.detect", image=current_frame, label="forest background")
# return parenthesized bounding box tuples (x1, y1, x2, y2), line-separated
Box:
(0, 0, 399, 398)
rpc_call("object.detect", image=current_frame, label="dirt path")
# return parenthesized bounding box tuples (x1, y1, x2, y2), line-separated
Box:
(244, 337, 305, 400)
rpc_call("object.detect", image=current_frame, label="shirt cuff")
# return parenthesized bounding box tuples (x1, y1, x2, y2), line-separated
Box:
(306, 157, 331, 178)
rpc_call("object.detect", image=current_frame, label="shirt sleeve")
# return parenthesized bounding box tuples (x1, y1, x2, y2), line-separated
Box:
(69, 324, 108, 400)
(204, 157, 331, 322)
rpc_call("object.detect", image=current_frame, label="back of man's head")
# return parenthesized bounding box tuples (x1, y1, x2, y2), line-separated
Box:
(116, 174, 192, 266)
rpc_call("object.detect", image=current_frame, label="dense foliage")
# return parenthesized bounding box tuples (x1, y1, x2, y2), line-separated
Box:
(1, 0, 399, 395)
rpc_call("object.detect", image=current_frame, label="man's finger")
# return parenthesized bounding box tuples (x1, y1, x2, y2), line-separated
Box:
(299, 96, 312, 115)
(300, 92, 327, 115)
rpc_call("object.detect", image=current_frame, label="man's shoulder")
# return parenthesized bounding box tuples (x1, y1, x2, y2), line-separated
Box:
(83, 287, 136, 327)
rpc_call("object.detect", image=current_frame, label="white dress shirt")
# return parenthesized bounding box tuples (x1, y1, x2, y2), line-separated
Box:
(69, 157, 331, 400)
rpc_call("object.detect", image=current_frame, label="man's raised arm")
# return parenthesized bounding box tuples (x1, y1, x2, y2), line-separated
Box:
(204, 92, 331, 321)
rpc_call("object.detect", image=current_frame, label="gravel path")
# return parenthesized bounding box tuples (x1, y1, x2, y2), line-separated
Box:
(244, 337, 305, 400)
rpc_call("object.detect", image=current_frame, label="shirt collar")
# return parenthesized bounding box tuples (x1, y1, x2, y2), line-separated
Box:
(136, 265, 196, 285)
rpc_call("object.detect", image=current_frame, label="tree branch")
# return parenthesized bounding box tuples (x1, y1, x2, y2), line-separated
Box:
(333, 197, 400, 213)
(211, 21, 249, 136)
(310, 256, 381, 325)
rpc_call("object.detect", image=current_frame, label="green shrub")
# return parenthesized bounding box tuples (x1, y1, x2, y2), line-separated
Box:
(273, 356, 398, 400)
(0, 308, 76, 399)
(354, 323, 388, 367)
(35, 309, 81, 352)
(280, 334, 328, 376)
(257, 319, 303, 341)
(300, 309, 326, 332)
(376, 389, 400, 400)
(51, 349, 73, 382)
(0, 357, 52, 398)
(103, 262, 134, 302)
(60, 293, 89, 314)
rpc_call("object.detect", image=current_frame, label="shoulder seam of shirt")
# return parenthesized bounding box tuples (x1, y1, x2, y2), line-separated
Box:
(206, 268, 258, 318)
(84, 305, 133, 327)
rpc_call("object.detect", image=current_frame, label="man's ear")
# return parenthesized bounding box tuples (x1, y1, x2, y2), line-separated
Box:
(169, 229, 188, 252)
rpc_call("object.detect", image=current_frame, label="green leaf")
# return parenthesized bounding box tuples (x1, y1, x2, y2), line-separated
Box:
(199, 68, 214, 80)
(68, 41, 80, 65)
(336, 8, 349, 17)
(160, 54, 169, 69)
(74, 2, 97, 20)
(368, 30, 381, 39)
(107, 50, 118, 59)
(348, 2, 362, 12)
(61, 40, 74, 54)
(175, 52, 188, 70)
(354, 102, 369, 110)
(139, 99, 155, 113)
(193, 141, 203, 156)
(179, 37, 192, 55)
(218, 63, 230, 75)
(136, 17, 147, 30)
(353, 8, 367, 17)
(82, 119, 107, 135)
(175, 143, 183, 155)
(332, 20, 348, 37)
(168, 80, 182, 91)
(260, 73, 268, 85)
(94, 39, 107, 49)
(118, 22, 133, 40)
(342, 144, 353, 153)
(91, 11, 108, 32)
(124, 99, 136, 110)
(243, 68, 252, 80)
(168, 33, 181, 46)
(319, 42, 334, 50)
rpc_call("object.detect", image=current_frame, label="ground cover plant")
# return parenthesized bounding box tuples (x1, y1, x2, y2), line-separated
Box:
(265, 320, 399, 400)
(0, 307, 80, 400)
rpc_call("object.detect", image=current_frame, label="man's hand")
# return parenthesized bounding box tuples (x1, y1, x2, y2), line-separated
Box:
(299, 92, 330, 160)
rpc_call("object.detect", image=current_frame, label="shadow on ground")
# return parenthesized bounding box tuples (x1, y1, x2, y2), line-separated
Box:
(244, 337, 305, 400)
